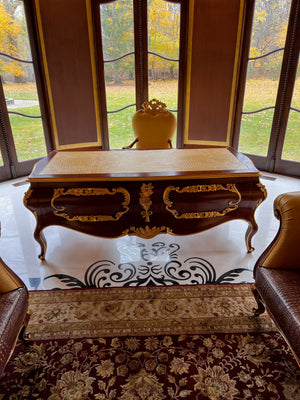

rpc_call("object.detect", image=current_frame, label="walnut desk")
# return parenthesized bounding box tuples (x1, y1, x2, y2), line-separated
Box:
(24, 147, 267, 260)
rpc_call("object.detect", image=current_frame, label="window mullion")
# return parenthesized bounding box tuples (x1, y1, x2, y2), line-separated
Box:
(93, 0, 110, 149)
(133, 0, 148, 110)
(176, 0, 188, 148)
(0, 81, 18, 177)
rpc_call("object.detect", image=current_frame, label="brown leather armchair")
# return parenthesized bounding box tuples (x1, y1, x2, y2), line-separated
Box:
(0, 257, 30, 376)
(252, 191, 300, 366)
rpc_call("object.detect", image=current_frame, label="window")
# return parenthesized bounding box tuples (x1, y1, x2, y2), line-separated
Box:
(0, 0, 50, 180)
(238, 0, 292, 157)
(93, 0, 187, 149)
(234, 0, 300, 175)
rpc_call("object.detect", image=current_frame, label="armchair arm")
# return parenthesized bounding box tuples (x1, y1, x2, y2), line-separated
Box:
(0, 258, 25, 293)
(254, 191, 300, 273)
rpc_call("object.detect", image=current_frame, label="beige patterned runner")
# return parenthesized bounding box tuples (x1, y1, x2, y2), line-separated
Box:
(28, 284, 274, 340)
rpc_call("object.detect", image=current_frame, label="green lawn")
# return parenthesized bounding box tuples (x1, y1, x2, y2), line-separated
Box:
(8, 106, 47, 161)
(239, 78, 300, 161)
(2, 79, 299, 163)
(2, 83, 46, 163)
(239, 109, 300, 160)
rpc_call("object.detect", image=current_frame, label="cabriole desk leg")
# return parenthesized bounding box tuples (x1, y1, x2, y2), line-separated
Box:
(24, 188, 47, 260)
(34, 226, 47, 260)
(245, 219, 258, 253)
(245, 184, 267, 252)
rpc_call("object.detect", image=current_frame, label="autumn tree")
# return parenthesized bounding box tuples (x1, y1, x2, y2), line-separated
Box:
(99, 0, 180, 83)
(148, 0, 180, 81)
(0, 0, 25, 80)
(249, 0, 291, 79)
(100, 0, 134, 84)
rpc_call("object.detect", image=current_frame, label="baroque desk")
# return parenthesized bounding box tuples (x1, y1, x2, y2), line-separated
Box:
(24, 147, 267, 260)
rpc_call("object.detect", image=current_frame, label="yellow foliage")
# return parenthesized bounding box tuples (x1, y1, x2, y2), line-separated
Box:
(256, 9, 268, 23)
(249, 0, 290, 74)
(0, 2, 25, 77)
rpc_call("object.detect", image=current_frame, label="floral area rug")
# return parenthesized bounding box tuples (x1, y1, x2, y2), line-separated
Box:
(0, 284, 299, 399)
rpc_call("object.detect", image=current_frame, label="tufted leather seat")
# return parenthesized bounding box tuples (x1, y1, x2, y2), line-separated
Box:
(0, 257, 30, 377)
(252, 191, 300, 366)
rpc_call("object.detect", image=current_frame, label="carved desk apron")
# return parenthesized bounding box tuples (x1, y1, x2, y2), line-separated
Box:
(24, 147, 267, 260)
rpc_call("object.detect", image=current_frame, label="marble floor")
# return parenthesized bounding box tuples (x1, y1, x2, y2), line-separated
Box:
(0, 172, 299, 290)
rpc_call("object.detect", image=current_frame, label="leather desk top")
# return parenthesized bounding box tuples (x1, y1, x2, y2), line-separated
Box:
(28, 147, 260, 182)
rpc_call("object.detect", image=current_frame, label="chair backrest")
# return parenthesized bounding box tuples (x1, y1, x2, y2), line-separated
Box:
(0, 257, 24, 292)
(255, 191, 300, 271)
(131, 99, 176, 149)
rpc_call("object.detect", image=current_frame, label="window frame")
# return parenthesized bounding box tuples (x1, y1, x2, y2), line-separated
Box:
(92, 0, 188, 149)
(232, 0, 300, 177)
(0, 0, 52, 181)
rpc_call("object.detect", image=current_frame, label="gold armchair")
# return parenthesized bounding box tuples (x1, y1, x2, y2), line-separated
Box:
(123, 99, 176, 149)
